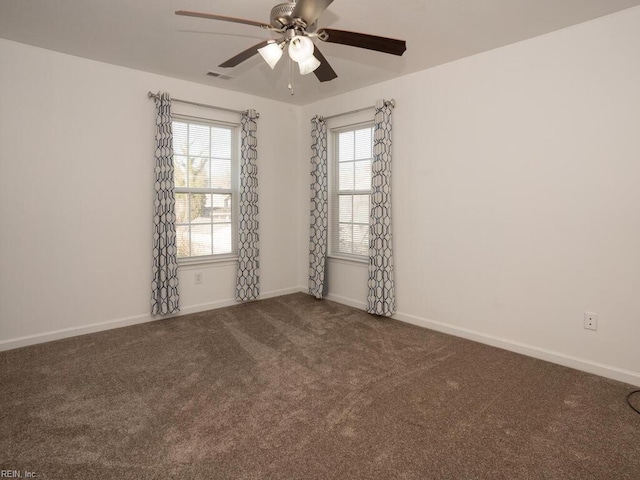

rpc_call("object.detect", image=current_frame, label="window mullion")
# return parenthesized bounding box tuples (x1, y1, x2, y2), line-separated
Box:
(176, 188, 232, 194)
(337, 188, 371, 193)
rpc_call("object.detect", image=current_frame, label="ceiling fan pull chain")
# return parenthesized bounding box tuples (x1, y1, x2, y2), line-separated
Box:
(288, 57, 295, 95)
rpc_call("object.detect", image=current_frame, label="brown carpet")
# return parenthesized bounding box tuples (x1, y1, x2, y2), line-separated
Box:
(1, 293, 639, 479)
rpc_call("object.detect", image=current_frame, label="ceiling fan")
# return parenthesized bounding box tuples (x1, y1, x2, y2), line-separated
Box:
(175, 0, 407, 87)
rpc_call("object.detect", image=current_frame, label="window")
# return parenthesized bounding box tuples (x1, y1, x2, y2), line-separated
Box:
(172, 116, 238, 260)
(331, 123, 373, 258)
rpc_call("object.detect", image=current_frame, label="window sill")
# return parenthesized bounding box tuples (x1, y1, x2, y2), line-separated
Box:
(327, 254, 368, 266)
(178, 255, 238, 269)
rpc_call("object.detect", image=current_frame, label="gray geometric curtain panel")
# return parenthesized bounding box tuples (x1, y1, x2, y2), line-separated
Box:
(367, 99, 396, 317)
(151, 92, 180, 316)
(308, 116, 328, 299)
(236, 109, 260, 302)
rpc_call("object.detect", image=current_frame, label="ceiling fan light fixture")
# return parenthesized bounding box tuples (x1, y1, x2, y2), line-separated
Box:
(297, 54, 321, 75)
(176, 1, 407, 91)
(258, 41, 283, 69)
(288, 35, 314, 63)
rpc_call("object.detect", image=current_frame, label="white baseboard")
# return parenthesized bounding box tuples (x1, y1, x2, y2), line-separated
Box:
(325, 292, 367, 310)
(5, 287, 638, 387)
(178, 286, 303, 316)
(393, 311, 640, 387)
(0, 286, 303, 352)
(324, 293, 640, 387)
(0, 312, 156, 352)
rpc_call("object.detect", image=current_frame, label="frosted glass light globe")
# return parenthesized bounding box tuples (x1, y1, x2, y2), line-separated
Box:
(288, 35, 314, 63)
(298, 55, 321, 75)
(258, 41, 283, 69)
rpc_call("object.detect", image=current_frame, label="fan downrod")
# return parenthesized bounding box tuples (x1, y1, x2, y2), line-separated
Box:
(270, 2, 317, 32)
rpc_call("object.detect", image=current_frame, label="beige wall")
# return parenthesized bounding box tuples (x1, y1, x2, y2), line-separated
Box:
(0, 39, 302, 347)
(301, 7, 640, 385)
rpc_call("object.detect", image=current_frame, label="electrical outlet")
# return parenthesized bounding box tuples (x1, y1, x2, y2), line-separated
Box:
(584, 312, 598, 331)
(194, 273, 203, 285)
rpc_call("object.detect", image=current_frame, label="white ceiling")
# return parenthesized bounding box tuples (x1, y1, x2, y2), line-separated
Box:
(2, 0, 640, 105)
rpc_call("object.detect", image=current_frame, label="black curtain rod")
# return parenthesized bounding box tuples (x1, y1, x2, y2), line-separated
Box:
(147, 91, 259, 118)
(319, 99, 395, 121)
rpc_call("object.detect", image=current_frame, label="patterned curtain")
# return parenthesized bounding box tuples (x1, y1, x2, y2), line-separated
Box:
(367, 99, 396, 316)
(308, 116, 328, 299)
(236, 109, 260, 301)
(151, 92, 180, 316)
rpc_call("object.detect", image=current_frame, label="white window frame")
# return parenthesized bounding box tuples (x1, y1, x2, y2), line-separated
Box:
(172, 114, 240, 265)
(329, 121, 374, 263)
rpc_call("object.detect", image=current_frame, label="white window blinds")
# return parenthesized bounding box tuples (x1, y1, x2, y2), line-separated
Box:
(331, 124, 373, 258)
(172, 117, 238, 259)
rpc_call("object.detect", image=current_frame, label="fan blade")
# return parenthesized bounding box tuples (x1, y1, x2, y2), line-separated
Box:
(175, 10, 270, 29)
(219, 40, 271, 68)
(318, 28, 406, 56)
(292, 0, 334, 26)
(312, 46, 338, 82)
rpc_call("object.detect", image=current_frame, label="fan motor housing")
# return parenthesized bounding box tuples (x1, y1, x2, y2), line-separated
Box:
(270, 2, 317, 31)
